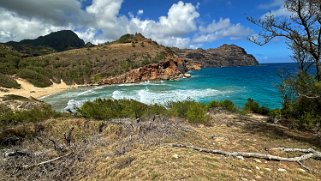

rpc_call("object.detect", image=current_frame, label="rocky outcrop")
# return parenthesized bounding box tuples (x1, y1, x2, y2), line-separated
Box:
(100, 58, 193, 85)
(180, 44, 258, 67)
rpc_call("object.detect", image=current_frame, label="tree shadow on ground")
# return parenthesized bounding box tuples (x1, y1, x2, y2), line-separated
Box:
(240, 119, 321, 149)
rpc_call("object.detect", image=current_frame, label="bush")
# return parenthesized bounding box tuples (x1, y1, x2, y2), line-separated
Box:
(208, 100, 238, 112)
(17, 69, 52, 87)
(79, 99, 210, 125)
(169, 101, 210, 124)
(244, 98, 270, 115)
(0, 105, 61, 130)
(78, 99, 167, 120)
(2, 94, 29, 101)
(117, 34, 133, 43)
(280, 73, 321, 130)
(0, 73, 20, 88)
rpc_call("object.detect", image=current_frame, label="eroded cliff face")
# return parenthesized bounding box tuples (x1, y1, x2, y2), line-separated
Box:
(100, 58, 199, 85)
(181, 44, 258, 67)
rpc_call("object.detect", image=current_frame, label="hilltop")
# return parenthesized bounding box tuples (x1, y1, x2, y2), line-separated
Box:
(5, 30, 85, 56)
(180, 44, 258, 67)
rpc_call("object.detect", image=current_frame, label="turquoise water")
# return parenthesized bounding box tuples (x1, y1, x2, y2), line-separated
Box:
(42, 63, 299, 111)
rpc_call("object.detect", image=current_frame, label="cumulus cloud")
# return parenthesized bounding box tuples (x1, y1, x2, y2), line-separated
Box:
(0, 7, 69, 42)
(0, 0, 91, 26)
(137, 9, 144, 15)
(193, 18, 252, 43)
(259, 0, 292, 18)
(0, 0, 251, 48)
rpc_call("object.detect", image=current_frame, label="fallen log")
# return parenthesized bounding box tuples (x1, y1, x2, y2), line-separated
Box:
(172, 144, 321, 171)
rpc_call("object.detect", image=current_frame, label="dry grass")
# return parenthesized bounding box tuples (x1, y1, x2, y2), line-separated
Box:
(1, 112, 321, 181)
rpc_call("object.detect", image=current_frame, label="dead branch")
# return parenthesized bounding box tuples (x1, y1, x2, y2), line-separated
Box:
(172, 144, 321, 162)
(298, 93, 320, 99)
(64, 127, 74, 146)
(22, 152, 72, 169)
(4, 150, 33, 158)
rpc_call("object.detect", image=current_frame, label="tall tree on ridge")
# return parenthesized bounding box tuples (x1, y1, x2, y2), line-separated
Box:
(248, 0, 321, 80)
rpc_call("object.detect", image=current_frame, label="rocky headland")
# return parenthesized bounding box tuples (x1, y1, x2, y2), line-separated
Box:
(100, 58, 200, 84)
(180, 44, 258, 67)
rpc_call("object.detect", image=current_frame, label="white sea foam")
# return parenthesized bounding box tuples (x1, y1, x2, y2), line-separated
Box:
(64, 99, 87, 112)
(112, 88, 230, 105)
(117, 81, 170, 87)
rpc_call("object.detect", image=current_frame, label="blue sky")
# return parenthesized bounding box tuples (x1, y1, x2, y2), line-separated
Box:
(0, 0, 291, 63)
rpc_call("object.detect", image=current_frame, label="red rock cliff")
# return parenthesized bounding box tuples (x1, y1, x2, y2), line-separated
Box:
(100, 58, 195, 85)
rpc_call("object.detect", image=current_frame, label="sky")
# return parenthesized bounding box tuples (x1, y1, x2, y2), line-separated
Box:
(0, 0, 293, 63)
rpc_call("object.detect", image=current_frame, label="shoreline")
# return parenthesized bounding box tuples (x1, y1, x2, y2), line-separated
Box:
(0, 79, 87, 99)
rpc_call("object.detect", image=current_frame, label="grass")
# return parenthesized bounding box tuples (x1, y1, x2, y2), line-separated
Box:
(1, 98, 321, 180)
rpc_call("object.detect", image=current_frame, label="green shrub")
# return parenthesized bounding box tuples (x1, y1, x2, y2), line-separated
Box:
(2, 94, 29, 101)
(0, 73, 20, 88)
(243, 98, 270, 115)
(169, 101, 210, 124)
(78, 99, 167, 120)
(117, 34, 133, 43)
(0, 105, 61, 129)
(79, 99, 210, 125)
(208, 100, 238, 112)
(17, 69, 52, 87)
(280, 73, 321, 130)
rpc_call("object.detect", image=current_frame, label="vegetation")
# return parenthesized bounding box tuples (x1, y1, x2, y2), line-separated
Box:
(6, 30, 85, 53)
(169, 101, 210, 124)
(78, 99, 167, 120)
(0, 33, 173, 88)
(249, 0, 321, 80)
(208, 100, 238, 112)
(78, 99, 210, 125)
(0, 73, 20, 88)
(0, 104, 61, 130)
(17, 69, 53, 87)
(250, 0, 321, 131)
(243, 98, 270, 115)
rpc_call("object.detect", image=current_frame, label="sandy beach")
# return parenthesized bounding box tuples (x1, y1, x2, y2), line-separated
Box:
(0, 79, 79, 99)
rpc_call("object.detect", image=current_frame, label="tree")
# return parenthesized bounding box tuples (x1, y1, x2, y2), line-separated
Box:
(248, 0, 321, 80)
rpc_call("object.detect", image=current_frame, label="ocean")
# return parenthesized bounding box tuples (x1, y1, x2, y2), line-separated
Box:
(42, 63, 300, 112)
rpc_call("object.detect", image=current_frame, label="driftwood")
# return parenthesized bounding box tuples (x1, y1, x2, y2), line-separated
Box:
(172, 144, 321, 171)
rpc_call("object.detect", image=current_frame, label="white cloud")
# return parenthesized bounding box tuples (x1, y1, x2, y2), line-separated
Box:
(194, 18, 252, 43)
(0, 8, 68, 42)
(259, 0, 283, 9)
(0, 0, 251, 49)
(259, 0, 292, 18)
(137, 9, 144, 15)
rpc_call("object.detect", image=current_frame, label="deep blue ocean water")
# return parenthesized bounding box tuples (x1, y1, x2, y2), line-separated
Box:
(42, 63, 300, 111)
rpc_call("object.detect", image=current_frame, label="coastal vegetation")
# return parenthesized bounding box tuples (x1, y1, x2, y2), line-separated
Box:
(0, 33, 177, 88)
(249, 0, 321, 130)
(1, 96, 321, 180)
